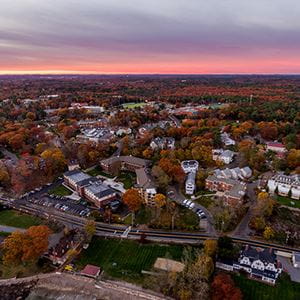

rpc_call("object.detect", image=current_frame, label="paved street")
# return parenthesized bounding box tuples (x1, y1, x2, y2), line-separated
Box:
(231, 180, 258, 238)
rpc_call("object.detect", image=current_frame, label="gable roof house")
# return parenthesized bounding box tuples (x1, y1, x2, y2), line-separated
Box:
(150, 137, 175, 150)
(217, 245, 282, 285)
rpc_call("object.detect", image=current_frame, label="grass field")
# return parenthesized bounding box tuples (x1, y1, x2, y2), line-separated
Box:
(77, 238, 184, 282)
(0, 210, 42, 229)
(48, 185, 73, 196)
(233, 273, 300, 300)
(117, 171, 136, 189)
(276, 195, 300, 209)
(87, 167, 114, 178)
(122, 102, 146, 109)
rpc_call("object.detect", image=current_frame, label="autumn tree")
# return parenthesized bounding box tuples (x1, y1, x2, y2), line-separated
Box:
(211, 273, 242, 300)
(84, 220, 96, 242)
(204, 239, 218, 258)
(263, 226, 275, 240)
(286, 149, 300, 170)
(123, 188, 142, 225)
(2, 225, 52, 266)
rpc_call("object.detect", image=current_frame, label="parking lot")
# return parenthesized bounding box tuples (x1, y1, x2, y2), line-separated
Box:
(27, 194, 91, 217)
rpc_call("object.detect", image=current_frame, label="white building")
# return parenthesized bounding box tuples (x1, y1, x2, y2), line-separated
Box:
(185, 172, 196, 195)
(181, 160, 199, 174)
(292, 252, 300, 268)
(212, 149, 235, 164)
(221, 132, 236, 146)
(150, 137, 175, 150)
(266, 142, 287, 154)
(267, 174, 300, 200)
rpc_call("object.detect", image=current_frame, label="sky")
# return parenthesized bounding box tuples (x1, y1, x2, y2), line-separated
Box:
(0, 0, 299, 74)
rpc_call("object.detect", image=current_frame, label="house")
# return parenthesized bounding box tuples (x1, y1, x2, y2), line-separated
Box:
(185, 172, 196, 195)
(221, 132, 236, 146)
(150, 137, 175, 150)
(292, 252, 300, 268)
(68, 160, 80, 171)
(217, 245, 282, 285)
(81, 264, 101, 278)
(267, 174, 300, 200)
(266, 142, 287, 154)
(181, 160, 199, 174)
(212, 149, 235, 164)
(214, 166, 252, 181)
(47, 230, 77, 265)
(115, 127, 132, 136)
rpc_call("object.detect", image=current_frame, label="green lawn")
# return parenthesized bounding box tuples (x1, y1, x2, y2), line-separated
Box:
(276, 195, 300, 209)
(0, 231, 10, 237)
(233, 273, 300, 300)
(48, 185, 73, 196)
(77, 238, 184, 282)
(195, 196, 214, 208)
(122, 102, 146, 109)
(117, 171, 136, 189)
(87, 167, 114, 178)
(0, 210, 42, 229)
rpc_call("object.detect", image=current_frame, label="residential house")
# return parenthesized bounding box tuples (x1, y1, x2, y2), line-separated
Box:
(214, 166, 252, 181)
(150, 137, 175, 150)
(266, 142, 287, 154)
(216, 245, 282, 285)
(221, 132, 236, 146)
(81, 264, 101, 278)
(78, 128, 114, 143)
(212, 149, 235, 164)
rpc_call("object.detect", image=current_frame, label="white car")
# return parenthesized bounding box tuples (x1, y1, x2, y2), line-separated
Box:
(189, 202, 195, 209)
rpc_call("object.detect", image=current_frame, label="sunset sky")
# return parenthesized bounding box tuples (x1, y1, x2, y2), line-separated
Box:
(1, 0, 299, 74)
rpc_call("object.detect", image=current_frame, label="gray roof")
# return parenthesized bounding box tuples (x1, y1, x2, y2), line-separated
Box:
(101, 156, 151, 168)
(64, 170, 91, 183)
(85, 181, 115, 198)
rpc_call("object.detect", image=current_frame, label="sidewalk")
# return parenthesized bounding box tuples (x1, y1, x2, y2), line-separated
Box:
(0, 225, 26, 233)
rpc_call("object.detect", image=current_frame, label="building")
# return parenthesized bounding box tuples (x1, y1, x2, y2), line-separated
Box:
(64, 170, 117, 207)
(212, 149, 235, 164)
(80, 264, 101, 278)
(100, 156, 156, 205)
(135, 168, 157, 206)
(216, 245, 282, 285)
(181, 160, 199, 174)
(100, 156, 151, 175)
(78, 128, 114, 143)
(292, 252, 300, 268)
(221, 132, 236, 146)
(150, 137, 175, 150)
(214, 166, 252, 181)
(206, 175, 246, 205)
(266, 142, 287, 154)
(267, 174, 300, 200)
(185, 172, 196, 195)
(84, 181, 117, 208)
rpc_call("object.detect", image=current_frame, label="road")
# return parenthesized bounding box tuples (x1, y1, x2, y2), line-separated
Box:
(231, 180, 258, 238)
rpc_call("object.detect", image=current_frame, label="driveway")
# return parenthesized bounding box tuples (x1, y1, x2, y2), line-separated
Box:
(0, 225, 25, 233)
(277, 256, 300, 283)
(167, 186, 217, 236)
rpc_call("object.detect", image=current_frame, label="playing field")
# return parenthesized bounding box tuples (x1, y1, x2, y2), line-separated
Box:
(122, 102, 146, 109)
(77, 238, 184, 282)
(233, 273, 300, 300)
